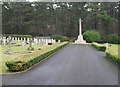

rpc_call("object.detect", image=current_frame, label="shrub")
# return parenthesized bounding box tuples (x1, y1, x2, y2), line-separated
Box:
(107, 34, 120, 44)
(69, 37, 77, 42)
(6, 42, 69, 72)
(92, 42, 106, 51)
(83, 30, 101, 43)
(48, 43, 52, 45)
(6, 61, 25, 72)
(62, 36, 69, 41)
(52, 35, 69, 41)
(96, 39, 106, 43)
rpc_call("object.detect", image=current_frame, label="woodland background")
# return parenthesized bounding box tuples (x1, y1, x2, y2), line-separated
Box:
(2, 2, 119, 38)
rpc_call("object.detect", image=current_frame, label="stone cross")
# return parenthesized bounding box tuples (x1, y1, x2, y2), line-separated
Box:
(79, 18, 82, 35)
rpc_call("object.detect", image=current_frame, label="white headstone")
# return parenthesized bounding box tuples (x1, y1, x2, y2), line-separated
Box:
(24, 38, 26, 41)
(3, 37, 6, 45)
(21, 38, 23, 41)
(105, 43, 109, 49)
(18, 37, 20, 41)
(39, 39, 41, 43)
(22, 41, 25, 48)
(34, 38, 37, 44)
(45, 39, 48, 45)
(53, 39, 56, 43)
(12, 37, 14, 41)
(15, 37, 17, 41)
(27, 38, 29, 43)
(58, 40, 60, 43)
(6, 38, 9, 43)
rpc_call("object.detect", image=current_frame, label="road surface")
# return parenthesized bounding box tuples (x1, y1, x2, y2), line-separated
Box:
(2, 44, 118, 85)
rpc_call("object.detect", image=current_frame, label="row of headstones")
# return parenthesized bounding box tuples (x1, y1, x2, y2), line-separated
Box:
(33, 38, 60, 45)
(0, 36, 60, 45)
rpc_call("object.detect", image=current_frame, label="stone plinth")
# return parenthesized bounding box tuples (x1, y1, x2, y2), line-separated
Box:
(75, 35, 86, 44)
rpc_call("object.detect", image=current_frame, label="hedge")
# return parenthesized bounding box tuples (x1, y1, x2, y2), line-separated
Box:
(92, 42, 106, 51)
(2, 34, 32, 38)
(5, 42, 69, 72)
(106, 52, 120, 64)
(52, 35, 69, 41)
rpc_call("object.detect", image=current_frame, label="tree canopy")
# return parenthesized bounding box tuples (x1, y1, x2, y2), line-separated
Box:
(2, 2, 119, 37)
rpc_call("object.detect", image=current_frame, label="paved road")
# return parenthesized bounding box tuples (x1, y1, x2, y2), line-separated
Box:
(2, 44, 118, 85)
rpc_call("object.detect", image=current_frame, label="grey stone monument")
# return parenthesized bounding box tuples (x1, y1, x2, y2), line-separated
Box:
(75, 18, 86, 44)
(27, 40, 34, 50)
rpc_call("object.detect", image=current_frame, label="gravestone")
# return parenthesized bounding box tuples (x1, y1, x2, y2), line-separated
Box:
(53, 39, 56, 43)
(6, 38, 9, 43)
(24, 38, 26, 41)
(58, 40, 61, 43)
(22, 41, 25, 51)
(15, 37, 17, 41)
(3, 37, 6, 45)
(12, 37, 14, 41)
(40, 40, 44, 46)
(0, 36, 2, 45)
(27, 38, 30, 43)
(5, 36, 13, 55)
(27, 40, 34, 50)
(45, 39, 48, 45)
(39, 39, 41, 43)
(20, 38, 23, 41)
(18, 37, 20, 41)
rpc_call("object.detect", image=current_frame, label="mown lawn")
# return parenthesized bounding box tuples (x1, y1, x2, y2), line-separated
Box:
(1, 42, 67, 74)
(106, 44, 119, 58)
(94, 43, 119, 59)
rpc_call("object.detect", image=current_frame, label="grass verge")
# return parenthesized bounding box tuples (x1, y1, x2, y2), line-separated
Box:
(4, 42, 68, 74)
(92, 42, 106, 51)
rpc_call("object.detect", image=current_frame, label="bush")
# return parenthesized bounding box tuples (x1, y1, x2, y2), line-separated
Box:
(69, 37, 77, 42)
(6, 42, 69, 72)
(106, 52, 120, 64)
(96, 39, 106, 43)
(52, 35, 69, 41)
(48, 43, 52, 45)
(6, 61, 25, 72)
(92, 42, 106, 51)
(106, 34, 120, 44)
(83, 30, 101, 43)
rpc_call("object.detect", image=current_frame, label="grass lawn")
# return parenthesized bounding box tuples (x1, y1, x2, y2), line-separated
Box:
(0, 42, 67, 74)
(106, 44, 120, 58)
(95, 43, 119, 59)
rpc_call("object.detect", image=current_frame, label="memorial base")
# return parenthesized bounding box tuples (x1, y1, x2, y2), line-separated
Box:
(75, 35, 86, 44)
